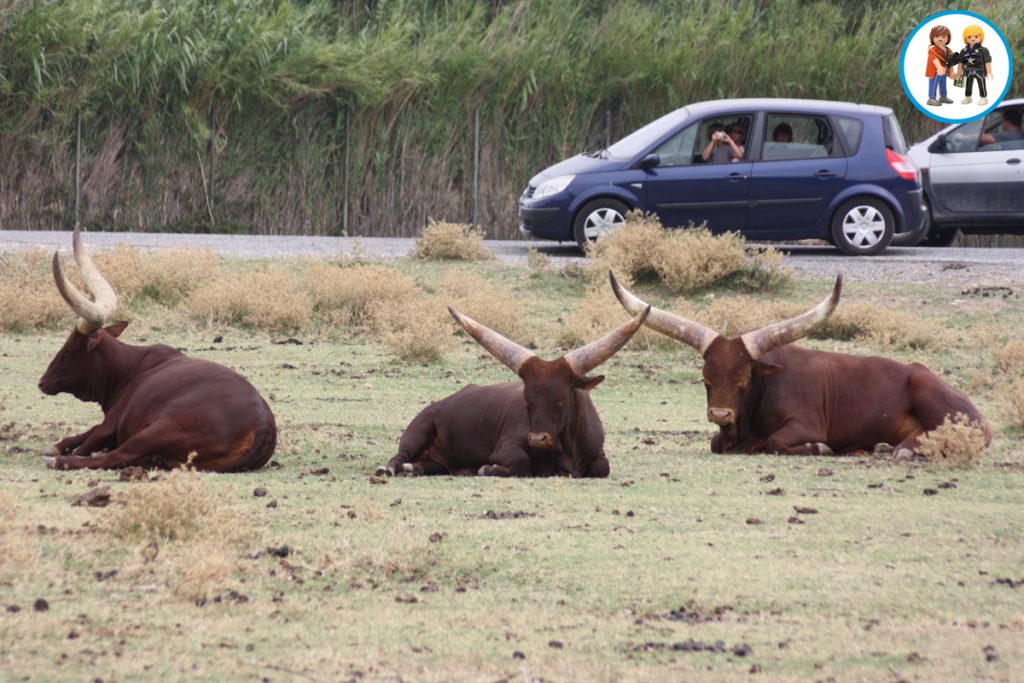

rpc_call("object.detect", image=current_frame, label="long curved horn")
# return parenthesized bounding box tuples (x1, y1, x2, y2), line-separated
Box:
(449, 307, 535, 374)
(52, 224, 118, 334)
(563, 305, 650, 376)
(609, 271, 718, 354)
(740, 274, 842, 360)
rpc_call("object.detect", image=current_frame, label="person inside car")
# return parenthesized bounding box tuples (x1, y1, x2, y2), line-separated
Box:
(980, 109, 1023, 146)
(772, 123, 793, 142)
(702, 121, 745, 163)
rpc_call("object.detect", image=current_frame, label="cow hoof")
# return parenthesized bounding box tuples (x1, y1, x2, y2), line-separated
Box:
(894, 447, 914, 460)
(41, 446, 61, 457)
(373, 466, 395, 477)
(401, 463, 416, 475)
(478, 465, 497, 476)
(42, 456, 57, 469)
(814, 443, 834, 456)
(873, 442, 894, 455)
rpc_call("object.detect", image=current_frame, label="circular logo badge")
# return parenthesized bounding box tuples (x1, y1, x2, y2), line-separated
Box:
(900, 10, 1013, 124)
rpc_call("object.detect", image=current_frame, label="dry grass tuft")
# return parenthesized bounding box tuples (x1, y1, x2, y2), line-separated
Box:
(110, 469, 256, 603)
(526, 248, 550, 275)
(109, 468, 221, 542)
(0, 245, 220, 331)
(411, 219, 493, 261)
(0, 495, 42, 583)
(440, 271, 533, 346)
(695, 297, 942, 349)
(306, 261, 421, 328)
(187, 265, 312, 332)
(915, 413, 988, 467)
(1006, 380, 1024, 428)
(585, 213, 665, 281)
(0, 250, 70, 331)
(819, 303, 942, 349)
(372, 295, 456, 363)
(137, 247, 220, 304)
(91, 244, 217, 305)
(994, 340, 1024, 376)
(560, 277, 667, 351)
(585, 212, 790, 292)
(167, 541, 241, 603)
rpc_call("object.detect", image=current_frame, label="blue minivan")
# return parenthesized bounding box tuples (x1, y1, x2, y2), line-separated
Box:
(518, 98, 927, 255)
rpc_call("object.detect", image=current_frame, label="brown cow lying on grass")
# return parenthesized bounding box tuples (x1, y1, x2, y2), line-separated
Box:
(610, 272, 990, 456)
(38, 226, 277, 471)
(375, 305, 649, 477)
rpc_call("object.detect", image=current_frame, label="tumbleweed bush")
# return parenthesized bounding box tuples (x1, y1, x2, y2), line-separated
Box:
(411, 219, 494, 261)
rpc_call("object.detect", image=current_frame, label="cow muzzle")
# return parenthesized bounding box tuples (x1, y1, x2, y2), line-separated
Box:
(528, 432, 556, 449)
(707, 407, 735, 427)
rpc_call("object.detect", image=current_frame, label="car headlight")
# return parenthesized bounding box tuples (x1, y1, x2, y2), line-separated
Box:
(533, 175, 575, 199)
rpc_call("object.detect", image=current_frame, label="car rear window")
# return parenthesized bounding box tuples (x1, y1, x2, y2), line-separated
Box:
(835, 115, 864, 155)
(762, 114, 840, 160)
(882, 114, 907, 154)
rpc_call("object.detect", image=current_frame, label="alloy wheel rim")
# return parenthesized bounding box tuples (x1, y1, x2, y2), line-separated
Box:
(583, 208, 626, 240)
(841, 205, 885, 248)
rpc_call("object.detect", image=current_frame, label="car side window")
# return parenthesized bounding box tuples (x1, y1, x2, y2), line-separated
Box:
(942, 118, 984, 153)
(653, 124, 700, 167)
(835, 116, 864, 155)
(761, 114, 840, 161)
(978, 108, 1024, 151)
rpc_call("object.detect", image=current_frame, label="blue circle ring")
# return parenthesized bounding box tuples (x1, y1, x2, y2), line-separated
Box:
(899, 10, 1014, 124)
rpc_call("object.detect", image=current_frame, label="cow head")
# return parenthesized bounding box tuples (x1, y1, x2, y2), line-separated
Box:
(610, 271, 841, 445)
(38, 225, 124, 401)
(449, 304, 650, 453)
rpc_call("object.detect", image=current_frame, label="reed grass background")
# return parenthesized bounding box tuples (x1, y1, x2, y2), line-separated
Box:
(0, 0, 1021, 237)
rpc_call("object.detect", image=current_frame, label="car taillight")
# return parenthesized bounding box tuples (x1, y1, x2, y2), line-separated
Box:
(886, 148, 918, 182)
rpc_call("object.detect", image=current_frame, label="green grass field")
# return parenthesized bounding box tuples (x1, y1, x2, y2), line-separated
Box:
(1, 257, 1022, 682)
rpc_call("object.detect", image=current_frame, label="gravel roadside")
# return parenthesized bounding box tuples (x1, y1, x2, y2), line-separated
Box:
(2, 229, 1021, 289)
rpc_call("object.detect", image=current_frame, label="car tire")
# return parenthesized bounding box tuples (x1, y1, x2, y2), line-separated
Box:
(830, 197, 895, 256)
(921, 214, 960, 247)
(572, 198, 629, 250)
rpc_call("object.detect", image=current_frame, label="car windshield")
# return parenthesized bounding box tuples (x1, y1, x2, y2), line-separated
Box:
(604, 107, 690, 159)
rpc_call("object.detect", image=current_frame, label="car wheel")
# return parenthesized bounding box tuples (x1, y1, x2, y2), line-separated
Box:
(830, 197, 895, 256)
(572, 198, 629, 250)
(922, 224, 960, 247)
(920, 204, 960, 247)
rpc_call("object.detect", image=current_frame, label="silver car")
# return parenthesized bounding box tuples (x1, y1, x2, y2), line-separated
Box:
(907, 98, 1024, 246)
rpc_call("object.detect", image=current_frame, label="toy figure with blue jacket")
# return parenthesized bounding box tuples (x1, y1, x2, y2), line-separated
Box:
(948, 24, 993, 105)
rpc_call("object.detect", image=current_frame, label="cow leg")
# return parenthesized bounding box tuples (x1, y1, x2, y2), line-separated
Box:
(49, 423, 191, 470)
(396, 461, 449, 477)
(376, 411, 438, 476)
(583, 455, 610, 478)
(896, 370, 986, 456)
(52, 423, 115, 456)
(759, 423, 832, 456)
(478, 446, 531, 477)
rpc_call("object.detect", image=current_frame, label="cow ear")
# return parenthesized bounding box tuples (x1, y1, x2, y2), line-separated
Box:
(104, 321, 129, 338)
(575, 375, 605, 391)
(754, 361, 782, 377)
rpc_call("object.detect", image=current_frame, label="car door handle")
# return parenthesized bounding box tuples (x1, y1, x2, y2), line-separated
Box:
(1007, 158, 1021, 165)
(815, 170, 837, 178)
(726, 172, 747, 181)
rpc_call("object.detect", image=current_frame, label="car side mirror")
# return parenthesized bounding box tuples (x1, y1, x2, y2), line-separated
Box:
(928, 134, 948, 154)
(636, 154, 661, 169)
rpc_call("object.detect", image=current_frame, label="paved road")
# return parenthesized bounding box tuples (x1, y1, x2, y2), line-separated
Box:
(2, 229, 1021, 284)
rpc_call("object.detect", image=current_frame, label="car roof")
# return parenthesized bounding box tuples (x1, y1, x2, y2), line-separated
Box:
(681, 98, 894, 118)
